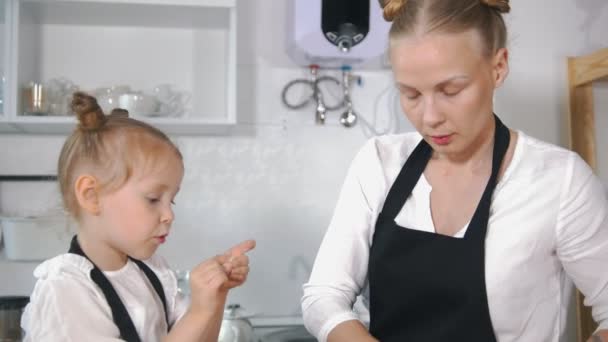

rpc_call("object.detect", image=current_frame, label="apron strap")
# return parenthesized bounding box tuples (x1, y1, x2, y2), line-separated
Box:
(130, 259, 169, 327)
(68, 235, 169, 341)
(379, 139, 432, 221)
(466, 115, 510, 240)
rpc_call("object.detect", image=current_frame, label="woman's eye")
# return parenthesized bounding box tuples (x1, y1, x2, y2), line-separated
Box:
(401, 90, 420, 100)
(397, 85, 420, 100)
(442, 85, 465, 97)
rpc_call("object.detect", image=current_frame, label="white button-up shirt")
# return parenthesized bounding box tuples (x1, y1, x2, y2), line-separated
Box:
(302, 131, 608, 342)
(22, 253, 188, 341)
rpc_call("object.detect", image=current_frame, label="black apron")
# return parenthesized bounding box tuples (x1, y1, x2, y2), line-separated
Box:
(68, 235, 169, 342)
(368, 116, 510, 341)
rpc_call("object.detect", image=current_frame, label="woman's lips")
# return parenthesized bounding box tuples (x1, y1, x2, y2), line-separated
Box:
(431, 134, 453, 145)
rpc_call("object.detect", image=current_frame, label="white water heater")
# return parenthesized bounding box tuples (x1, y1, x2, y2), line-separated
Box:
(287, 0, 391, 68)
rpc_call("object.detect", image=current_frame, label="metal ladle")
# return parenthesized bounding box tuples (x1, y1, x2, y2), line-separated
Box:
(340, 66, 358, 128)
(340, 106, 357, 128)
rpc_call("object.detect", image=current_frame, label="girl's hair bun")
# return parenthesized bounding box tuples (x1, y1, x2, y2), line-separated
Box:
(71, 91, 107, 131)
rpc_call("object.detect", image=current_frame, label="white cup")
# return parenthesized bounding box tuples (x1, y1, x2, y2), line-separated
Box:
(118, 93, 159, 115)
(97, 94, 121, 114)
(152, 84, 177, 103)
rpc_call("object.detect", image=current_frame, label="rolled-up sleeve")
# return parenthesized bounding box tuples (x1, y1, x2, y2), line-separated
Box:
(302, 139, 384, 341)
(556, 153, 608, 330)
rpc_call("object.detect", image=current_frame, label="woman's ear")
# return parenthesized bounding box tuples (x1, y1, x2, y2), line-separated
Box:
(493, 47, 509, 89)
(74, 175, 101, 215)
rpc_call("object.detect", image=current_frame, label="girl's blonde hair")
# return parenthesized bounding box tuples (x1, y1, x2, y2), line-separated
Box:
(379, 0, 510, 56)
(58, 92, 183, 218)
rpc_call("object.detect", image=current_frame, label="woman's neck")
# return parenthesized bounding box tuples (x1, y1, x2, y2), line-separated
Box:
(432, 117, 496, 175)
(77, 228, 128, 271)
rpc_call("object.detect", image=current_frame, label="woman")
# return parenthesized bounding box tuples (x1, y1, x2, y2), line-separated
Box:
(301, 0, 608, 341)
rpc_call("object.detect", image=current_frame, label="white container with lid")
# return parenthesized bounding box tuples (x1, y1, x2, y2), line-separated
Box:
(1, 216, 74, 261)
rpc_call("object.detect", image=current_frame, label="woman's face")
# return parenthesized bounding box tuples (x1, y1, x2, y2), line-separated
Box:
(390, 29, 508, 158)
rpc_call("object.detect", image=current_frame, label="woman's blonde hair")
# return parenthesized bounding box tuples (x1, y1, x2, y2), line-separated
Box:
(58, 92, 183, 218)
(379, 0, 510, 56)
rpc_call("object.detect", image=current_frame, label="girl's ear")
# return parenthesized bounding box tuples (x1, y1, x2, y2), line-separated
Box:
(74, 175, 101, 215)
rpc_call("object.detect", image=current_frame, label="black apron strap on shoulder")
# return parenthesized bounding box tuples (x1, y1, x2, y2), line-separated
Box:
(68, 236, 141, 342)
(130, 258, 170, 328)
(380, 138, 432, 221)
(466, 115, 511, 240)
(89, 268, 141, 342)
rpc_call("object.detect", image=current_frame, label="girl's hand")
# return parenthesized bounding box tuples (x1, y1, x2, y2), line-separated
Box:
(221, 240, 256, 289)
(188, 256, 231, 314)
(188, 240, 256, 314)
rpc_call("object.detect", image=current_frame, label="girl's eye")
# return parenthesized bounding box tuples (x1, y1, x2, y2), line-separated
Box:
(171, 200, 176, 205)
(147, 197, 160, 204)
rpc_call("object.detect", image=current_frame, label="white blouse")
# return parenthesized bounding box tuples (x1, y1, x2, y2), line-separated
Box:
(302, 131, 608, 342)
(22, 253, 189, 341)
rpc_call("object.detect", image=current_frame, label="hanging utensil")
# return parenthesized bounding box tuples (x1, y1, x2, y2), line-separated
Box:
(339, 65, 358, 128)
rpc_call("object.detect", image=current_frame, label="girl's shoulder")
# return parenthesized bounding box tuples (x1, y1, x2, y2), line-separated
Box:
(33, 253, 95, 282)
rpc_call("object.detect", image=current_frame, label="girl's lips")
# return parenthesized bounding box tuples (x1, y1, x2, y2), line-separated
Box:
(155, 234, 168, 244)
(431, 134, 453, 145)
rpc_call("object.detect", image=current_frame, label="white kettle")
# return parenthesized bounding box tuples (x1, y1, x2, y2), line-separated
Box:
(218, 304, 256, 342)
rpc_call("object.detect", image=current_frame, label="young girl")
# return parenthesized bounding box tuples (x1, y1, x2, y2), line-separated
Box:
(21, 92, 256, 341)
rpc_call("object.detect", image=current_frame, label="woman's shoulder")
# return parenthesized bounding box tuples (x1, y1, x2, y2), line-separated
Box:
(362, 131, 422, 153)
(511, 131, 591, 180)
(354, 131, 422, 167)
(518, 131, 572, 157)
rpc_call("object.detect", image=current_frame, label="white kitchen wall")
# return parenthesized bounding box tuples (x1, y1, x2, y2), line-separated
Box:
(596, 83, 608, 188)
(0, 0, 606, 337)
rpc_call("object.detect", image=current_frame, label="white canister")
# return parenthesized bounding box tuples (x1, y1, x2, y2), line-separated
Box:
(0, 216, 73, 261)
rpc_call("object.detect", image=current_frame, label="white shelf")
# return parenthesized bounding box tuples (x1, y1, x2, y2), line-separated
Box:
(3, 114, 235, 135)
(0, 0, 237, 135)
(28, 0, 236, 8)
(18, 0, 234, 28)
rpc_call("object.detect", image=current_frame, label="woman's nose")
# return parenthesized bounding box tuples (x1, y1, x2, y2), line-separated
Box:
(421, 95, 445, 128)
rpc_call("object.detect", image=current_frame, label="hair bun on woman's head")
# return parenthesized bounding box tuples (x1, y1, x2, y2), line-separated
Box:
(379, 0, 408, 22)
(480, 0, 510, 13)
(71, 91, 107, 131)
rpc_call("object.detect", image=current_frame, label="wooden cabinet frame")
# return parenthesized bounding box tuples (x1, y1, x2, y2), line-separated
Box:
(567, 47, 608, 342)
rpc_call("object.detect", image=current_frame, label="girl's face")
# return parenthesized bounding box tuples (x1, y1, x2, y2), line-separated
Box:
(98, 147, 184, 261)
(390, 29, 508, 159)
